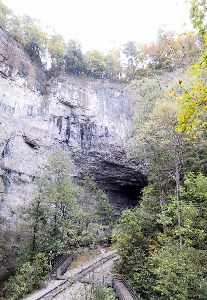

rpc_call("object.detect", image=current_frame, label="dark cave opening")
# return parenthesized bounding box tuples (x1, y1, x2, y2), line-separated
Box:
(106, 184, 147, 210)
(96, 176, 148, 210)
(73, 149, 148, 211)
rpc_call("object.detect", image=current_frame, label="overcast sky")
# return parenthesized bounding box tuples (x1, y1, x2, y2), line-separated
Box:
(3, 0, 191, 52)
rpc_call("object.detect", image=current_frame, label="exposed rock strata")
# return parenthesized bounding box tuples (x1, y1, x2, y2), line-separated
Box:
(0, 27, 147, 227)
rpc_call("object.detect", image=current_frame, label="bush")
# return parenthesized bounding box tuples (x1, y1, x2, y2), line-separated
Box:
(150, 244, 207, 300)
(4, 253, 49, 300)
(90, 284, 117, 300)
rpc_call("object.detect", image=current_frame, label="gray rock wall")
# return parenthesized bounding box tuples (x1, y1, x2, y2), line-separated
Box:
(0, 27, 147, 228)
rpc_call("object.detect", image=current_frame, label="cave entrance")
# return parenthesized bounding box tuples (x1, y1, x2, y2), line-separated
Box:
(97, 177, 148, 210)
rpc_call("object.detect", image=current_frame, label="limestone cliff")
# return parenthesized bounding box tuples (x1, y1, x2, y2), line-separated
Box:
(0, 26, 147, 228)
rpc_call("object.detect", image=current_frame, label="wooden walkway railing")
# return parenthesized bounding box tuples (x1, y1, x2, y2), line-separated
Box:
(112, 275, 140, 300)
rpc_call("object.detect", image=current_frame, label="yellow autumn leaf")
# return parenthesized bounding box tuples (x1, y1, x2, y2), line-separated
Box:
(168, 90, 174, 97)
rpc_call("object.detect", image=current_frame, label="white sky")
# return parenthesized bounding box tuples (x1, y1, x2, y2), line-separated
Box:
(3, 0, 191, 52)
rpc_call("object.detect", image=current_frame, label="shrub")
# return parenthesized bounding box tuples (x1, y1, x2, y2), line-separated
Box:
(90, 284, 117, 300)
(4, 253, 49, 300)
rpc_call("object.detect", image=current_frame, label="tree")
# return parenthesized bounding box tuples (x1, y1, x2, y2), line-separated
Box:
(115, 172, 207, 299)
(176, 0, 207, 138)
(133, 99, 183, 207)
(22, 150, 80, 257)
(96, 189, 115, 226)
(114, 201, 157, 298)
(21, 151, 115, 257)
(65, 40, 85, 75)
(48, 33, 66, 69)
(7, 14, 48, 63)
(151, 244, 207, 300)
(123, 41, 138, 81)
(80, 177, 115, 245)
(105, 49, 122, 80)
(130, 76, 164, 123)
(91, 284, 117, 300)
(0, 0, 12, 28)
(176, 64, 207, 138)
(85, 50, 107, 78)
(190, 0, 207, 39)
(4, 253, 49, 300)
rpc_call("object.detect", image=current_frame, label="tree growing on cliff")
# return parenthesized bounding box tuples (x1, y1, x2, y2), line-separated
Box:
(48, 33, 66, 69)
(85, 50, 107, 78)
(0, 0, 11, 28)
(105, 49, 122, 80)
(65, 40, 85, 75)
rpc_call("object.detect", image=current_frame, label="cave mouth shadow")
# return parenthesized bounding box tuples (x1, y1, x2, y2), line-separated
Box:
(105, 181, 148, 210)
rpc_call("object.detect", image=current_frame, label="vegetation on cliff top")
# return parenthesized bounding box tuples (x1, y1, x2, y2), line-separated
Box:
(0, 0, 201, 81)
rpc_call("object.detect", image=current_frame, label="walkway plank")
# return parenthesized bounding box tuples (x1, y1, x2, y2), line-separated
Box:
(114, 280, 135, 300)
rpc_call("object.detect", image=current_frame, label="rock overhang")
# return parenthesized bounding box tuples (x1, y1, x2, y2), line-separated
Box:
(0, 26, 146, 225)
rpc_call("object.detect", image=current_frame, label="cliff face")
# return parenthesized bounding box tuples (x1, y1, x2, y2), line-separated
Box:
(0, 27, 147, 227)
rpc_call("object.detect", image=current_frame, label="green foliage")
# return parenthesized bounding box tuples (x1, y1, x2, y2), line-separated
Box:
(0, 0, 11, 28)
(96, 189, 115, 225)
(105, 49, 122, 80)
(176, 1, 207, 138)
(131, 77, 164, 123)
(176, 63, 207, 138)
(128, 23, 207, 293)
(65, 40, 85, 75)
(4, 253, 49, 300)
(123, 41, 139, 80)
(182, 172, 207, 202)
(0, 0, 200, 80)
(132, 97, 183, 192)
(23, 150, 81, 256)
(115, 173, 207, 299)
(20, 151, 115, 259)
(80, 176, 115, 244)
(85, 50, 106, 78)
(90, 284, 117, 300)
(123, 30, 200, 81)
(114, 196, 159, 298)
(48, 34, 66, 68)
(9, 15, 47, 60)
(0, 216, 22, 271)
(190, 0, 207, 38)
(151, 244, 207, 300)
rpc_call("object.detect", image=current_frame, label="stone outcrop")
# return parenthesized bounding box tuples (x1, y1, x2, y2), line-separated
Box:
(0, 26, 147, 228)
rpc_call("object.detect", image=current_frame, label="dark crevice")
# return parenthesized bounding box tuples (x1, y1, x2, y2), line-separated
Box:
(2, 139, 11, 158)
(23, 136, 39, 150)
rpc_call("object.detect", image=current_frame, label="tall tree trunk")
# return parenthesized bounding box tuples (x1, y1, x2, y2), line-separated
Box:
(157, 175, 166, 236)
(32, 199, 40, 253)
(175, 162, 183, 249)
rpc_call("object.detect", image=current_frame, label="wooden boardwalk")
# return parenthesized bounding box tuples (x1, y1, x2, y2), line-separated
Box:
(24, 251, 140, 300)
(24, 251, 117, 300)
(80, 275, 140, 300)
(114, 280, 135, 300)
